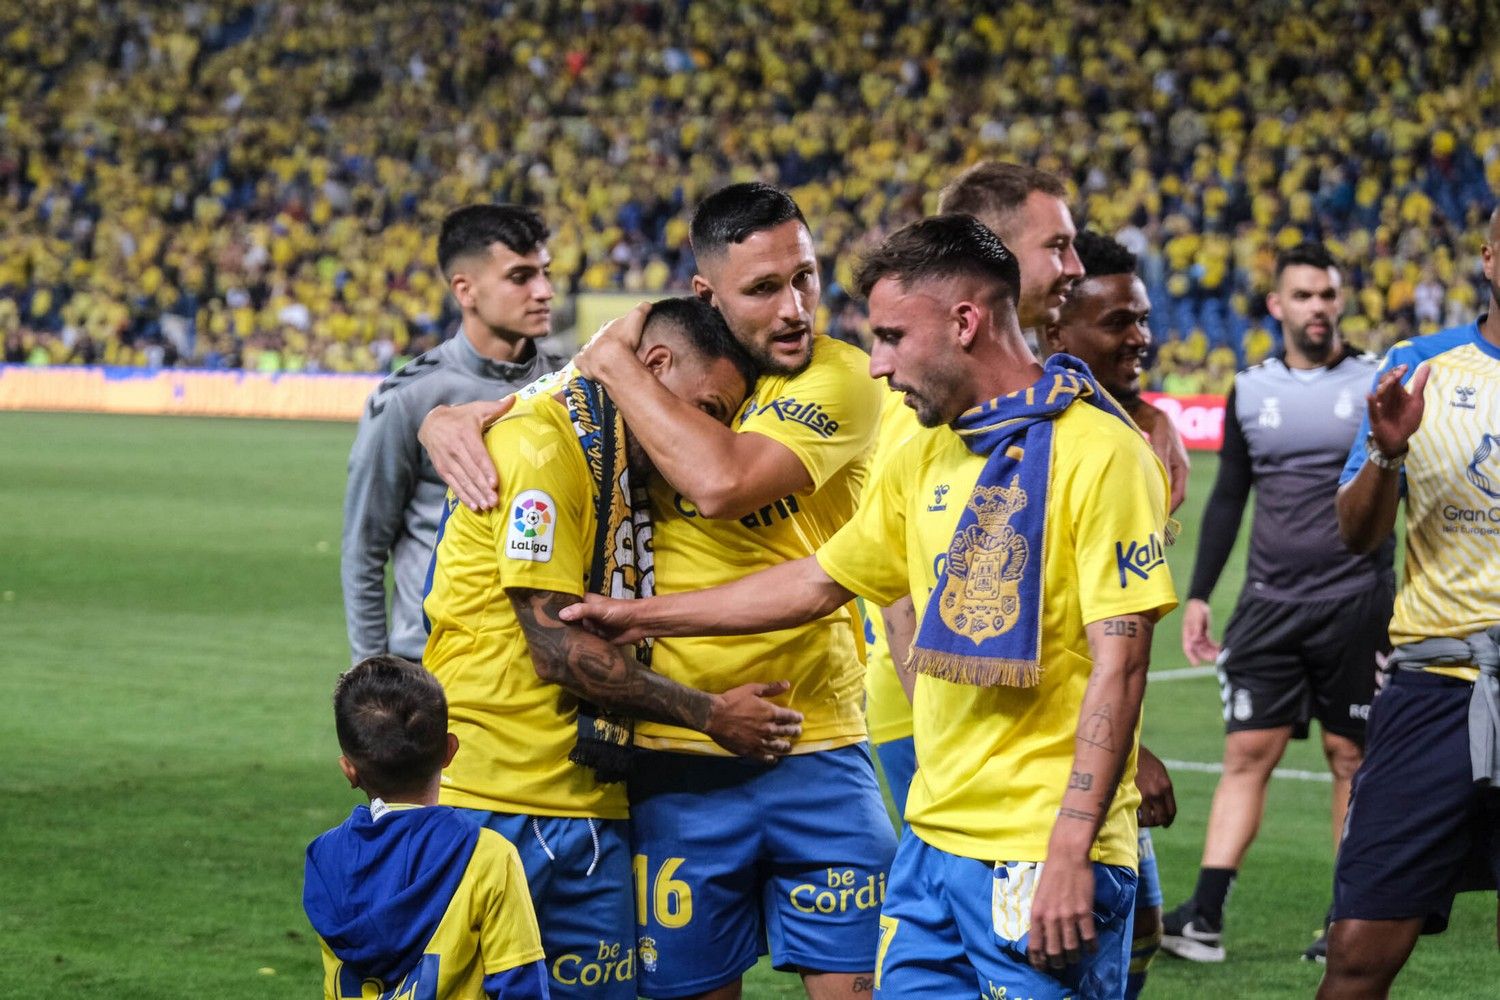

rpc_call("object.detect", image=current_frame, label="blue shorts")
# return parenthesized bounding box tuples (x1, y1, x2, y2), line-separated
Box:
(876, 834, 1137, 1000)
(459, 811, 635, 1000)
(1332, 671, 1500, 934)
(875, 736, 916, 820)
(628, 744, 897, 997)
(1136, 830, 1162, 910)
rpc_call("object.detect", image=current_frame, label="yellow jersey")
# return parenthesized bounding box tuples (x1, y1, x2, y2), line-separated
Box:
(639, 335, 884, 753)
(423, 393, 628, 819)
(1341, 322, 1500, 678)
(862, 388, 922, 745)
(817, 402, 1178, 865)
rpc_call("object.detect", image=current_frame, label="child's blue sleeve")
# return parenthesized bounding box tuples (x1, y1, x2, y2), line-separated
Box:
(483, 958, 550, 999)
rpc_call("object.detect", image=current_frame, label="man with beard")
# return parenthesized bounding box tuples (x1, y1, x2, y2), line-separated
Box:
(421, 183, 894, 1000)
(1163, 243, 1395, 964)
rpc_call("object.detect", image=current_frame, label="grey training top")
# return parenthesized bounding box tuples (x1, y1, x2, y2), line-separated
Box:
(1187, 348, 1396, 604)
(341, 331, 569, 663)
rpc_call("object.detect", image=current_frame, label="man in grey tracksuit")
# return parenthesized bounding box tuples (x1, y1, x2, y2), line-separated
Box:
(342, 204, 568, 664)
(1163, 243, 1396, 964)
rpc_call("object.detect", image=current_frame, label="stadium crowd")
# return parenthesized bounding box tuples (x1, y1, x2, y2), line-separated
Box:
(2, 0, 1496, 391)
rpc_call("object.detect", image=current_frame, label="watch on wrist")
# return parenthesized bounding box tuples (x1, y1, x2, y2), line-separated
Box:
(1365, 433, 1406, 471)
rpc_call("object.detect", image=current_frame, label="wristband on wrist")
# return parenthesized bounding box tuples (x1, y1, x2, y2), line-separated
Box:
(1365, 433, 1407, 471)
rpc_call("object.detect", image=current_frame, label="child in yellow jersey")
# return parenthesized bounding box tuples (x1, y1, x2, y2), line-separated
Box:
(303, 655, 549, 1000)
(564, 217, 1178, 999)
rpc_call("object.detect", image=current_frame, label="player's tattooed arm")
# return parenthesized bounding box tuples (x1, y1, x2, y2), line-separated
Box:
(1028, 611, 1156, 972)
(510, 588, 803, 761)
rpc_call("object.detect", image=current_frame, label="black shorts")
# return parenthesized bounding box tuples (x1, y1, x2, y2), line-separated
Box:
(1332, 670, 1500, 933)
(1216, 585, 1394, 741)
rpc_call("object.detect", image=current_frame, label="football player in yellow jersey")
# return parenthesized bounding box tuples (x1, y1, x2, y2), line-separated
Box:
(423, 297, 803, 1000)
(1319, 208, 1500, 998)
(565, 216, 1178, 999)
(304, 655, 549, 1000)
(421, 184, 893, 1000)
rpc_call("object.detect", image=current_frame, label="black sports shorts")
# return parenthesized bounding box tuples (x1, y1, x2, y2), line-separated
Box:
(1215, 584, 1394, 741)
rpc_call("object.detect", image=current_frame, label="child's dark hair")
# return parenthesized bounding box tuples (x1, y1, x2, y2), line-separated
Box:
(333, 655, 448, 798)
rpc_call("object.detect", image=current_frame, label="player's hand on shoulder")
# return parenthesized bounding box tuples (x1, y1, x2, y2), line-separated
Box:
(705, 680, 804, 764)
(1180, 597, 1220, 666)
(1134, 745, 1177, 828)
(418, 397, 515, 510)
(559, 594, 649, 644)
(574, 302, 650, 381)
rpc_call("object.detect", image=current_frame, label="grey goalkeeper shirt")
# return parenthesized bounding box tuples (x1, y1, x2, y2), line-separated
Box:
(341, 331, 568, 663)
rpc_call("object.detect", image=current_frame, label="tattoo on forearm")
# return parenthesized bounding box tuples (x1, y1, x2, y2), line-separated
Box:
(852, 976, 873, 993)
(1068, 770, 1094, 790)
(1103, 618, 1139, 638)
(1058, 806, 1096, 823)
(511, 589, 712, 729)
(1079, 703, 1116, 752)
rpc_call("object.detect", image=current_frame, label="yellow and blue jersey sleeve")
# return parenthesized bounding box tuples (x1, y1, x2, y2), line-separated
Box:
(736, 336, 883, 491)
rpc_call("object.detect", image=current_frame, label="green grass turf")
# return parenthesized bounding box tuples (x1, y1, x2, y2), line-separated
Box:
(1, 411, 1494, 998)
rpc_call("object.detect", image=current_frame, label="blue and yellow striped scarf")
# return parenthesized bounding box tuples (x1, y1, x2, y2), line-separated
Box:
(909, 354, 1132, 688)
(563, 375, 654, 782)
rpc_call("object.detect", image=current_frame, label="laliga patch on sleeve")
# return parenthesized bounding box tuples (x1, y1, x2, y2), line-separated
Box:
(506, 489, 556, 562)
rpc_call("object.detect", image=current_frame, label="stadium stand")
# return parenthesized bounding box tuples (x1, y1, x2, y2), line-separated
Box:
(1, 0, 1496, 383)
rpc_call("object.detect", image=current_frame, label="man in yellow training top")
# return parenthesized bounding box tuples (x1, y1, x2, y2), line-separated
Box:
(565, 216, 1178, 999)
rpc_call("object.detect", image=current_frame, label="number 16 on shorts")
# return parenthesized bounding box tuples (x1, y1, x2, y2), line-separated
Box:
(634, 854, 693, 929)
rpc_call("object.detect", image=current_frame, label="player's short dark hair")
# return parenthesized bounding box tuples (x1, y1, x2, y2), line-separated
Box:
(333, 655, 448, 798)
(1275, 242, 1339, 278)
(438, 204, 549, 277)
(854, 214, 1021, 304)
(1074, 230, 1138, 278)
(690, 183, 808, 259)
(937, 162, 1068, 223)
(643, 296, 760, 387)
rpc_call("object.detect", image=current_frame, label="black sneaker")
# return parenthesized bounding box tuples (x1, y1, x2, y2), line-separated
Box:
(1301, 929, 1328, 963)
(1161, 900, 1226, 963)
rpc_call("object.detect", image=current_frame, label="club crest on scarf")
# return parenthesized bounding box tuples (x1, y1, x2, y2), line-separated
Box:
(909, 354, 1136, 689)
(937, 477, 1029, 643)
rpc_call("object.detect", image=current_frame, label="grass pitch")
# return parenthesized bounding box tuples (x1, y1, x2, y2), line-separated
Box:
(1, 411, 1494, 999)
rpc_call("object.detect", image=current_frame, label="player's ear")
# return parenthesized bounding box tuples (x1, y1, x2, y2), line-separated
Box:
(1266, 290, 1283, 322)
(691, 274, 716, 308)
(952, 301, 980, 349)
(337, 755, 361, 790)
(450, 271, 474, 310)
(442, 733, 459, 768)
(640, 342, 672, 376)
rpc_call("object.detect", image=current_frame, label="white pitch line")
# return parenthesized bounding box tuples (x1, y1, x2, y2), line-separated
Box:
(1161, 758, 1333, 784)
(1151, 665, 1218, 682)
